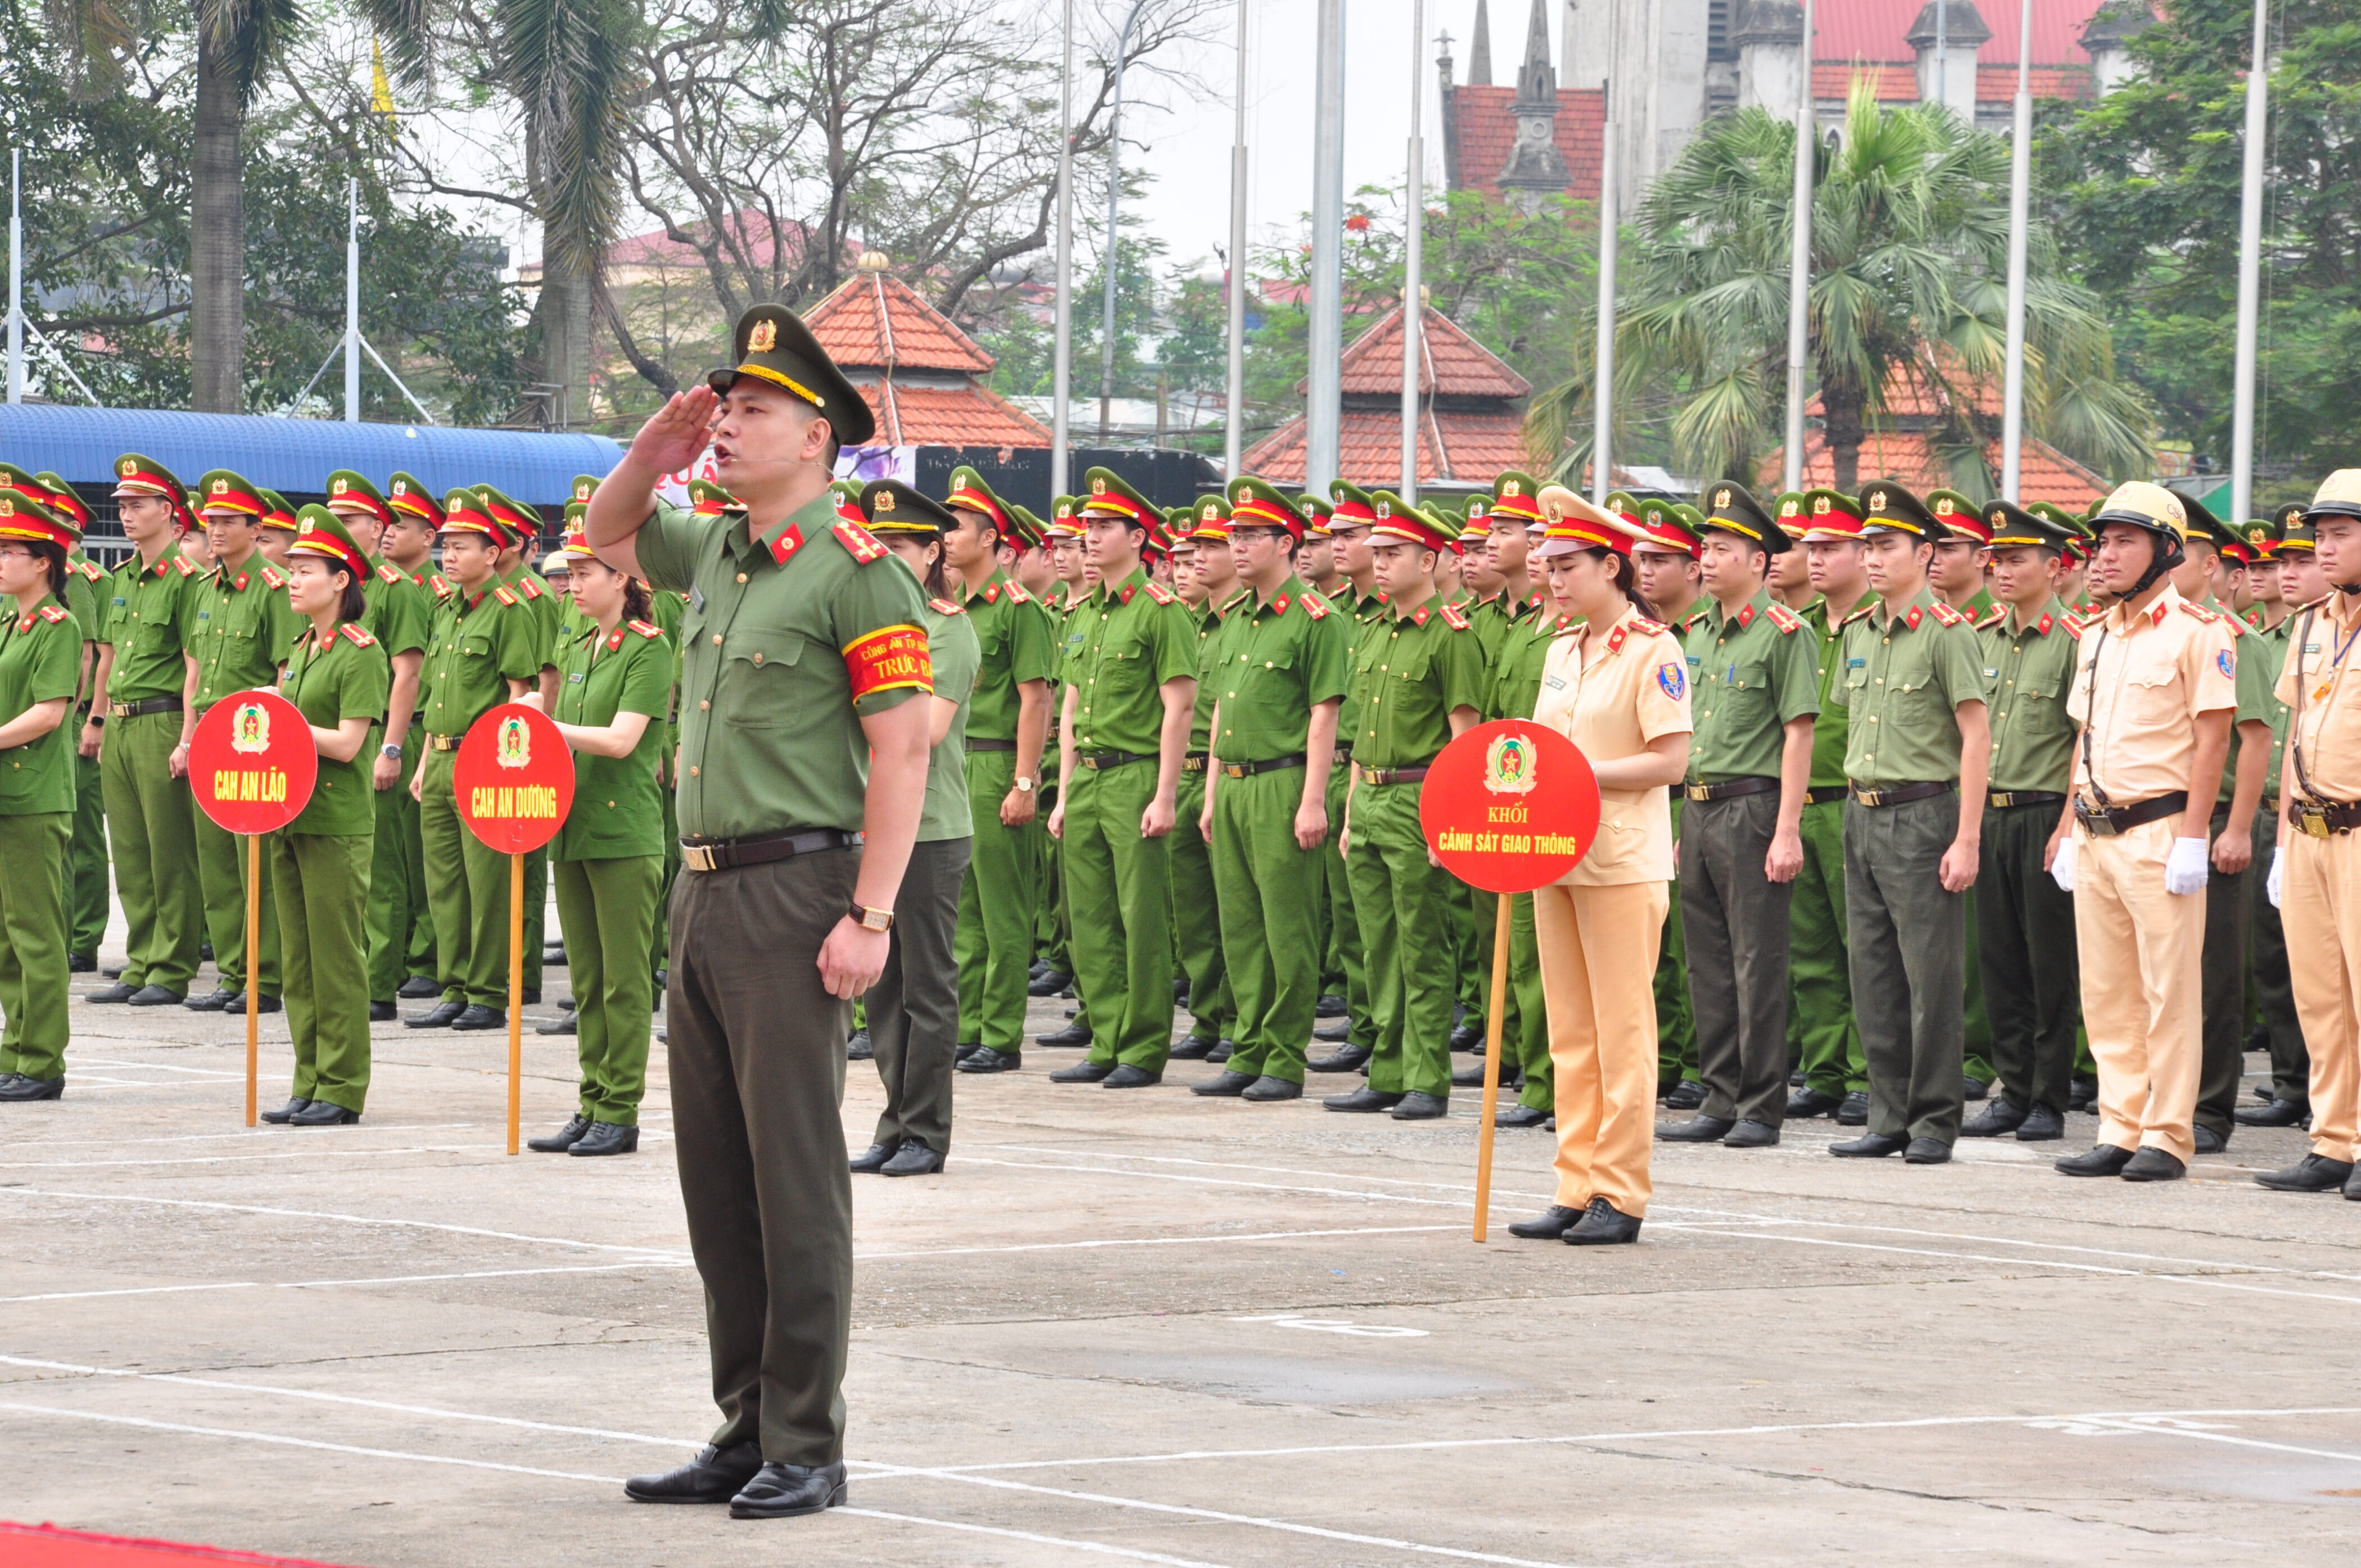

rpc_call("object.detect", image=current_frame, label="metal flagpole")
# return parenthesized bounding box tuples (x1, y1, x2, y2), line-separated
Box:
(2000, 0, 2033, 497)
(345, 179, 362, 423)
(1224, 0, 1250, 479)
(8, 150, 22, 404)
(1781, 0, 1817, 493)
(1401, 0, 1427, 501)
(1052, 0, 1075, 498)
(1100, 1, 1151, 441)
(2229, 0, 2270, 526)
(1307, 0, 1346, 490)
(1592, 106, 1617, 505)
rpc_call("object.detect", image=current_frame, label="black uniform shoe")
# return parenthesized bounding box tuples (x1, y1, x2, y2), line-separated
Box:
(845, 1028, 872, 1061)
(1657, 1114, 1735, 1143)
(102, 963, 126, 979)
(1313, 1022, 1350, 1043)
(1315, 993, 1346, 1018)
(1961, 1100, 2029, 1138)
(2120, 1146, 2185, 1182)
(1785, 1086, 1844, 1119)
(1662, 1080, 1706, 1111)
(2069, 1077, 2098, 1112)
(260, 1098, 312, 1125)
(184, 987, 236, 1012)
(397, 976, 442, 1000)
(850, 1141, 895, 1173)
(1542, 1115, 1555, 1131)
(213, 992, 279, 1014)
(2236, 1097, 2310, 1128)
(1168, 1035, 1215, 1060)
(1029, 959, 1051, 980)
(1309, 1043, 1372, 1073)
(2345, 1165, 2361, 1201)
(1101, 1064, 1161, 1088)
(1192, 1071, 1255, 1097)
(368, 1001, 397, 1022)
(440, 1004, 499, 1030)
(522, 988, 541, 1005)
(85, 982, 138, 1003)
(1173, 976, 1190, 1005)
(536, 1012, 578, 1036)
(68, 952, 96, 973)
(1027, 968, 1070, 997)
(1831, 1132, 1907, 1158)
(2055, 1143, 2134, 1177)
(0, 1074, 64, 1101)
(958, 1047, 1021, 1074)
(1496, 1104, 1550, 1129)
(1048, 1061, 1114, 1084)
(1450, 1061, 1491, 1088)
(1207, 1038, 1236, 1064)
(652, 968, 668, 991)
(1723, 1120, 1780, 1149)
(881, 1140, 943, 1176)
(2246, 1021, 2270, 1054)
(1391, 1091, 1448, 1120)
(571, 1122, 639, 1157)
(1564, 1197, 1642, 1245)
(2015, 1104, 2066, 1141)
(1834, 1090, 1871, 1125)
(126, 984, 183, 1007)
(956, 1041, 980, 1061)
(1508, 1204, 1584, 1239)
(1962, 1077, 1989, 1102)
(290, 1100, 360, 1126)
(407, 999, 465, 1028)
(201, 942, 213, 962)
(625, 1442, 763, 1504)
(528, 1114, 592, 1153)
(1034, 1022, 1092, 1048)
(2254, 1082, 2277, 1103)
(2255, 1153, 2353, 1193)
(1324, 1086, 1403, 1113)
(1903, 1138, 1951, 1164)
(729, 1460, 848, 1519)
(2192, 1124, 2229, 1155)
(1242, 1076, 1301, 1102)
(1449, 1023, 1483, 1053)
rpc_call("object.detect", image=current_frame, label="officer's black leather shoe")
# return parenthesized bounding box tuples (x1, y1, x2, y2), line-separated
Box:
(85, 982, 138, 1003)
(1174, 976, 1190, 1005)
(2069, 1077, 2098, 1112)
(1316, 993, 1346, 1017)
(1657, 1114, 1735, 1143)
(2345, 1164, 2361, 1201)
(290, 1100, 359, 1126)
(1564, 1197, 1642, 1245)
(1034, 1022, 1092, 1048)
(2191, 1124, 2229, 1155)
(201, 942, 213, 962)
(68, 952, 95, 973)
(184, 988, 236, 1012)
(1449, 1023, 1483, 1052)
(1313, 1022, 1350, 1042)
(1048, 1061, 1114, 1083)
(1391, 1091, 1448, 1120)
(880, 1140, 943, 1176)
(528, 1114, 592, 1153)
(1543, 1114, 1555, 1131)
(2055, 1143, 2134, 1177)
(260, 1097, 312, 1125)
(624, 1441, 762, 1504)
(406, 999, 465, 1028)
(2120, 1146, 2185, 1182)
(1834, 1090, 1870, 1125)
(571, 1122, 638, 1157)
(1324, 1086, 1403, 1113)
(1962, 1077, 1989, 1102)
(955, 1041, 980, 1061)
(957, 1047, 1021, 1074)
(2255, 1153, 2353, 1192)
(1785, 1086, 1844, 1119)
(1192, 1071, 1255, 1097)
(2236, 1097, 2309, 1127)
(522, 989, 541, 1005)
(1169, 1034, 1215, 1060)
(1027, 968, 1070, 997)
(1207, 1038, 1235, 1063)
(1101, 1064, 1161, 1088)
(126, 985, 182, 1007)
(2246, 1021, 2270, 1053)
(1830, 1132, 1907, 1158)
(1309, 1043, 1372, 1073)
(1508, 1204, 1584, 1239)
(1496, 1104, 1550, 1129)
(845, 1028, 871, 1061)
(369, 1001, 397, 1022)
(728, 1459, 848, 1519)
(2015, 1104, 2066, 1141)
(1450, 1061, 1490, 1087)
(0, 1074, 63, 1101)
(1723, 1120, 1780, 1149)
(1903, 1137, 1951, 1164)
(849, 1141, 895, 1173)
(1029, 959, 1051, 981)
(1662, 1080, 1706, 1111)
(397, 976, 442, 999)
(1242, 1076, 1301, 1102)
(102, 963, 126, 979)
(448, 1004, 504, 1031)
(2254, 1082, 2277, 1103)
(213, 992, 279, 1014)
(1961, 1099, 2029, 1138)
(536, 1012, 577, 1036)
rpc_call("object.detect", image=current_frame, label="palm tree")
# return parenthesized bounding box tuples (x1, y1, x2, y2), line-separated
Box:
(188, 1, 302, 410)
(1531, 81, 2152, 494)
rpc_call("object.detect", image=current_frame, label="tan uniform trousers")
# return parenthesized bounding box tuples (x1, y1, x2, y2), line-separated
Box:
(2074, 818, 2203, 1162)
(1535, 880, 1668, 1218)
(2281, 830, 2360, 1164)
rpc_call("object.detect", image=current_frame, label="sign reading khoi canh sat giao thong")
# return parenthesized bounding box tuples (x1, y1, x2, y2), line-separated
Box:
(1418, 719, 1601, 895)
(454, 702, 575, 855)
(189, 688, 319, 835)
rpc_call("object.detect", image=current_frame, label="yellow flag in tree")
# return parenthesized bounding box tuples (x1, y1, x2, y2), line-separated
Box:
(370, 37, 398, 134)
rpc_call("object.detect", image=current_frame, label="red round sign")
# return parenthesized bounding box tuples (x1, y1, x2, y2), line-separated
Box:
(1418, 719, 1602, 894)
(454, 703, 576, 854)
(188, 689, 320, 835)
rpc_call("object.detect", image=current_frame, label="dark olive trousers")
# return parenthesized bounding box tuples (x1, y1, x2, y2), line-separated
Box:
(2250, 808, 2308, 1105)
(2196, 805, 2254, 1141)
(1844, 792, 1967, 1145)
(867, 835, 970, 1155)
(1974, 801, 2081, 1114)
(1679, 790, 1795, 1127)
(667, 845, 858, 1467)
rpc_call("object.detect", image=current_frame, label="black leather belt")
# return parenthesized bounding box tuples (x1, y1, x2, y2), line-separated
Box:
(1988, 790, 2066, 810)
(964, 737, 1017, 753)
(1334, 746, 1353, 766)
(1356, 763, 1430, 786)
(1223, 753, 1306, 779)
(1685, 776, 1779, 804)
(1076, 749, 1155, 770)
(427, 733, 462, 752)
(1850, 780, 1955, 809)
(109, 696, 183, 718)
(2292, 797, 2361, 838)
(680, 827, 862, 873)
(1181, 752, 1209, 773)
(2074, 790, 2187, 838)
(1804, 785, 1849, 805)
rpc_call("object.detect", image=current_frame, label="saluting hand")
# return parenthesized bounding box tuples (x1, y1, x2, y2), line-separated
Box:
(627, 387, 720, 476)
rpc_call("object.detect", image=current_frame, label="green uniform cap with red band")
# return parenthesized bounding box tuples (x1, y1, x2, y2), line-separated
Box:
(324, 470, 392, 528)
(1799, 488, 1864, 540)
(1079, 466, 1158, 531)
(386, 471, 444, 527)
(1225, 477, 1304, 541)
(1328, 479, 1378, 524)
(1296, 492, 1335, 537)
(0, 487, 79, 550)
(473, 484, 542, 547)
(31, 472, 91, 530)
(944, 466, 1011, 535)
(112, 452, 185, 505)
(1630, 495, 1703, 556)
(287, 504, 373, 579)
(1368, 489, 1453, 552)
(1489, 470, 1543, 521)
(691, 478, 747, 518)
(259, 489, 298, 532)
(1043, 495, 1084, 539)
(196, 469, 268, 519)
(1004, 505, 1046, 551)
(438, 487, 510, 551)
(1925, 489, 1989, 544)
(1773, 491, 1810, 538)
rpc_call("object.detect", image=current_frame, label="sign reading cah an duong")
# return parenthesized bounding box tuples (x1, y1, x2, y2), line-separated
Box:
(1418, 719, 1602, 895)
(189, 689, 318, 835)
(454, 702, 575, 855)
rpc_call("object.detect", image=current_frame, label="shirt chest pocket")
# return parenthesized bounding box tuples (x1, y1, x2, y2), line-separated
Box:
(1890, 655, 1952, 723)
(2122, 662, 2185, 730)
(1237, 642, 1297, 691)
(458, 632, 495, 663)
(720, 628, 805, 728)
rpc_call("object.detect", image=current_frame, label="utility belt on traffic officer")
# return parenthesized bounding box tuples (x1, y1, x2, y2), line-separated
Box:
(680, 827, 863, 873)
(1988, 790, 2066, 810)
(1075, 749, 1155, 771)
(1849, 780, 1953, 809)
(1220, 753, 1305, 780)
(108, 696, 183, 719)
(1355, 759, 1433, 787)
(1685, 775, 1779, 804)
(2073, 790, 2186, 837)
(2292, 795, 2361, 839)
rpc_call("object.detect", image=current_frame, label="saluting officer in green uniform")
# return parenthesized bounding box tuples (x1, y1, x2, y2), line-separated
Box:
(263, 508, 391, 1126)
(1166, 493, 1239, 1062)
(1047, 468, 1197, 1087)
(485, 486, 560, 1004)
(1326, 492, 1485, 1120)
(407, 490, 542, 1031)
(1190, 478, 1350, 1099)
(379, 474, 448, 996)
(0, 490, 87, 1099)
(2239, 505, 2313, 1128)
(183, 469, 301, 1014)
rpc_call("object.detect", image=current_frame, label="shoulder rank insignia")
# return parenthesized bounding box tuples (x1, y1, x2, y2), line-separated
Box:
(2178, 600, 2217, 624)
(1004, 580, 1032, 604)
(259, 565, 286, 590)
(173, 555, 197, 577)
(377, 564, 405, 584)
(1142, 580, 1176, 605)
(37, 603, 70, 623)
(1839, 601, 1878, 627)
(1302, 590, 1332, 620)
(1927, 601, 1965, 626)
(1630, 614, 1667, 637)
(929, 596, 965, 616)
(1682, 606, 1711, 630)
(628, 618, 663, 639)
(492, 584, 519, 606)
(1438, 601, 1472, 631)
(1978, 605, 2009, 629)
(519, 577, 544, 599)
(341, 623, 377, 647)
(429, 574, 452, 597)
(1218, 588, 1252, 615)
(1763, 602, 1803, 633)
(831, 518, 888, 563)
(78, 559, 103, 581)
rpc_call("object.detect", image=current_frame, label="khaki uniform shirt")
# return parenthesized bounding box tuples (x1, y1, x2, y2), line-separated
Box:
(1829, 587, 1984, 786)
(189, 555, 304, 712)
(1532, 604, 1691, 886)
(1209, 575, 1352, 761)
(2066, 583, 2239, 805)
(1682, 587, 1818, 783)
(1978, 597, 2080, 795)
(100, 543, 203, 704)
(2274, 592, 2361, 803)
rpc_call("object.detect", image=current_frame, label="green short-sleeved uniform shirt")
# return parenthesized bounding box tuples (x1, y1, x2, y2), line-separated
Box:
(1187, 596, 1237, 751)
(550, 617, 674, 860)
(503, 564, 562, 670)
(363, 559, 433, 664)
(960, 569, 1057, 743)
(1977, 598, 2079, 795)
(919, 597, 982, 841)
(64, 554, 105, 645)
(188, 555, 304, 710)
(1799, 595, 1857, 790)
(1347, 596, 1488, 768)
(1682, 588, 1821, 783)
(419, 581, 544, 738)
(2252, 613, 2295, 796)
(1489, 610, 1577, 721)
(2206, 596, 2277, 805)
(102, 543, 204, 703)
(277, 623, 393, 834)
(1066, 567, 1197, 756)
(0, 595, 83, 812)
(633, 492, 931, 840)
(1209, 576, 1353, 760)
(1829, 587, 1986, 786)
(1467, 591, 1535, 667)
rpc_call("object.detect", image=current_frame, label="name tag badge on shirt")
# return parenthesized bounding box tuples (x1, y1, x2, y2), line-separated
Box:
(689, 586, 706, 613)
(1545, 674, 1567, 691)
(569, 672, 585, 683)
(1984, 668, 1998, 679)
(1847, 657, 1865, 669)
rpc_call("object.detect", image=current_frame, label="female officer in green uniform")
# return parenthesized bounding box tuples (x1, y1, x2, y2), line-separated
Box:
(0, 491, 84, 1101)
(523, 520, 672, 1157)
(264, 507, 391, 1126)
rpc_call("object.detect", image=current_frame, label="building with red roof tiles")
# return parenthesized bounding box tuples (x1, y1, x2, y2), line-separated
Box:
(799, 256, 1051, 450)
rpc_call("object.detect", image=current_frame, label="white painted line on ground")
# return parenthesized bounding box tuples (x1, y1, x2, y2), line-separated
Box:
(6, 1189, 690, 1259)
(0, 1145, 500, 1170)
(0, 1259, 698, 1305)
(6, 1124, 480, 1149)
(67, 1058, 249, 1076)
(856, 1225, 1458, 1261)
(2071, 1416, 2361, 1464)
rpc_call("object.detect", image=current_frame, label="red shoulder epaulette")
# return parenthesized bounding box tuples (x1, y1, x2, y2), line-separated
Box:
(37, 603, 70, 624)
(519, 577, 544, 599)
(429, 574, 452, 597)
(173, 555, 197, 577)
(2059, 615, 2085, 640)
(1978, 605, 2010, 629)
(377, 563, 405, 584)
(1302, 590, 1332, 620)
(1438, 601, 1472, 631)
(929, 596, 965, 616)
(1629, 614, 1667, 636)
(1928, 601, 1965, 626)
(1762, 603, 1803, 634)
(1004, 580, 1032, 604)
(1682, 607, 1710, 630)
(492, 584, 519, 606)
(341, 623, 377, 647)
(1142, 580, 1176, 605)
(831, 518, 888, 563)
(77, 559, 102, 581)
(2178, 600, 2218, 624)
(628, 618, 663, 639)
(1218, 588, 1252, 615)
(259, 564, 285, 590)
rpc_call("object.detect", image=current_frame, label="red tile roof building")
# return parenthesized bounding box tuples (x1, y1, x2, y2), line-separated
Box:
(799, 262, 1051, 450)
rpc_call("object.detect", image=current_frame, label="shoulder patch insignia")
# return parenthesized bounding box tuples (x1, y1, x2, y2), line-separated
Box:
(628, 618, 663, 639)
(341, 623, 377, 647)
(1978, 605, 2009, 629)
(78, 559, 103, 581)
(1438, 601, 1472, 631)
(1630, 615, 1667, 636)
(1763, 603, 1803, 633)
(38, 603, 70, 623)
(1142, 580, 1176, 605)
(1218, 588, 1252, 615)
(1003, 580, 1032, 604)
(429, 574, 452, 597)
(1682, 607, 1711, 630)
(259, 565, 285, 590)
(831, 518, 888, 563)
(377, 564, 405, 584)
(1839, 601, 1878, 627)
(519, 577, 544, 599)
(2178, 600, 2217, 624)
(929, 596, 966, 616)
(173, 555, 197, 576)
(1302, 590, 1332, 620)
(2059, 616, 2084, 640)
(1928, 601, 1964, 626)
(1606, 622, 1630, 653)
(492, 585, 519, 606)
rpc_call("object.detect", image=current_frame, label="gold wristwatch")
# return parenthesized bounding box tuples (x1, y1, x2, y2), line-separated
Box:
(850, 903, 895, 932)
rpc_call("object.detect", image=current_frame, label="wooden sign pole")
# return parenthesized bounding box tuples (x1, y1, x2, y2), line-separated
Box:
(1472, 896, 1513, 1243)
(244, 834, 261, 1129)
(507, 851, 524, 1155)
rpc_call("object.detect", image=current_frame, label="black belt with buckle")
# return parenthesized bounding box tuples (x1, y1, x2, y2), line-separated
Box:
(109, 696, 183, 719)
(1988, 790, 2067, 810)
(1850, 780, 1955, 809)
(1223, 753, 1306, 780)
(2074, 790, 2187, 838)
(1356, 762, 1431, 787)
(2292, 797, 2361, 838)
(964, 737, 1017, 754)
(426, 733, 462, 752)
(1180, 752, 1209, 774)
(1333, 746, 1353, 766)
(1076, 749, 1155, 771)
(680, 827, 862, 873)
(1685, 776, 1779, 804)
(1804, 785, 1850, 805)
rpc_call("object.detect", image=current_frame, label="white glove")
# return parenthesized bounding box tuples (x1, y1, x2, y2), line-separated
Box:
(2049, 836, 2077, 894)
(2164, 836, 2210, 896)
(2268, 845, 2285, 909)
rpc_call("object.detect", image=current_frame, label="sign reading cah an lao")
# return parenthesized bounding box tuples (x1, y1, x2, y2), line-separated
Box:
(454, 703, 575, 855)
(189, 690, 319, 835)
(1418, 719, 1601, 895)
